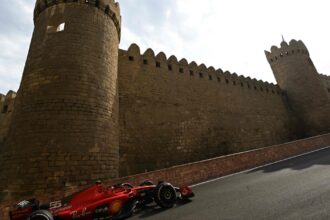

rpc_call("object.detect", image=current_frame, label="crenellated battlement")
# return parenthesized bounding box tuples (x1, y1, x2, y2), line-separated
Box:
(0, 94, 4, 103)
(34, 0, 121, 38)
(320, 73, 330, 80)
(4, 90, 17, 99)
(122, 43, 282, 95)
(0, 91, 17, 114)
(265, 39, 310, 64)
(319, 73, 330, 91)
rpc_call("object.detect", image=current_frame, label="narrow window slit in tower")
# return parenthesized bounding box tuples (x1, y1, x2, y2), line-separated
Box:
(143, 59, 148, 65)
(179, 68, 184, 73)
(58, 23, 65, 31)
(189, 70, 194, 76)
(128, 56, 134, 61)
(225, 79, 229, 84)
(217, 77, 221, 82)
(156, 62, 161, 68)
(240, 82, 244, 87)
(233, 81, 236, 85)
(208, 75, 212, 80)
(168, 65, 172, 71)
(47, 22, 65, 33)
(199, 73, 203, 78)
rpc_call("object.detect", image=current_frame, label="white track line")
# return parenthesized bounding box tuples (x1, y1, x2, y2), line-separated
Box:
(191, 145, 330, 188)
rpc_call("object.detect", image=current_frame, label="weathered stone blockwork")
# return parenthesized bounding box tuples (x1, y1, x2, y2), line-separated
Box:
(1, 133, 330, 220)
(0, 0, 121, 202)
(118, 44, 299, 176)
(265, 40, 330, 136)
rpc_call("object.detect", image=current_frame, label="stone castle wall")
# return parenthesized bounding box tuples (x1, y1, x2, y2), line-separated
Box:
(1, 43, 330, 178)
(118, 44, 301, 176)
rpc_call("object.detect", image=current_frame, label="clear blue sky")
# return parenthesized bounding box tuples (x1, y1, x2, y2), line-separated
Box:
(1, 0, 330, 94)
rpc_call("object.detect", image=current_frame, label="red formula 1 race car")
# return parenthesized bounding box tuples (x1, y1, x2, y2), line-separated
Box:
(9, 180, 194, 220)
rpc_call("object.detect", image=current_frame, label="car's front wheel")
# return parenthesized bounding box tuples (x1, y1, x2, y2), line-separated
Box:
(27, 210, 54, 220)
(154, 182, 177, 208)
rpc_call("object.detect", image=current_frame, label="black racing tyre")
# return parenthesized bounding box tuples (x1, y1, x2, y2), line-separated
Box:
(139, 180, 154, 186)
(154, 182, 177, 208)
(27, 210, 54, 220)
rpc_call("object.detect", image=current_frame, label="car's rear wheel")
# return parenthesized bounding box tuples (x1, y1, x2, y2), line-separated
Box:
(154, 182, 177, 208)
(28, 210, 54, 220)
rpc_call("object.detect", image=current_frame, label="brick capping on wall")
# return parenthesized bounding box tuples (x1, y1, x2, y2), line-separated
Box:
(1, 133, 330, 219)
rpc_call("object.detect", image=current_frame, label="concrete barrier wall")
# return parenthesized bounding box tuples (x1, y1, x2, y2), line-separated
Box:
(1, 133, 330, 219)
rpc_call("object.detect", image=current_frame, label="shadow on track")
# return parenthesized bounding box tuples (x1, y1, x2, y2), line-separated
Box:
(133, 200, 192, 219)
(248, 146, 330, 174)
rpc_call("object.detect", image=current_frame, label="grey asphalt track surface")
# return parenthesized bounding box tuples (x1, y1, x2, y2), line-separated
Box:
(130, 146, 330, 220)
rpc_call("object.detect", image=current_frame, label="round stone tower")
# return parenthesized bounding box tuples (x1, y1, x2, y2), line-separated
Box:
(0, 0, 121, 200)
(265, 39, 330, 136)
